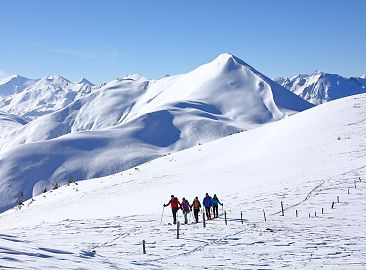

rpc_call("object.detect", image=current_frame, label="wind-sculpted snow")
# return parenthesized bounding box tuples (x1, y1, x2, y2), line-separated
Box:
(276, 72, 366, 105)
(0, 53, 313, 212)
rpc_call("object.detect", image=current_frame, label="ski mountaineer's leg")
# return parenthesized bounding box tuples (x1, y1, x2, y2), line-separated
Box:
(172, 208, 178, 224)
(184, 212, 188, 224)
(214, 205, 218, 218)
(194, 209, 199, 222)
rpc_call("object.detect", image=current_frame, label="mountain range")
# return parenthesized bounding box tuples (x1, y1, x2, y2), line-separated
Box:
(275, 72, 366, 105)
(0, 53, 312, 212)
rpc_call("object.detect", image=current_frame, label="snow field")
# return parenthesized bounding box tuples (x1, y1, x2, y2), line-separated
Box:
(0, 94, 365, 269)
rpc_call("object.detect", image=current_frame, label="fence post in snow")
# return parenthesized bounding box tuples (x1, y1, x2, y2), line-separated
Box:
(348, 188, 350, 194)
(354, 181, 357, 189)
(263, 209, 267, 222)
(359, 177, 361, 182)
(331, 201, 335, 209)
(281, 201, 284, 216)
(142, 240, 146, 254)
(296, 210, 298, 217)
(176, 222, 180, 239)
(203, 213, 206, 228)
(322, 208, 324, 214)
(315, 211, 317, 217)
(241, 211, 243, 224)
(224, 211, 227, 225)
(337, 196, 339, 203)
(309, 213, 311, 218)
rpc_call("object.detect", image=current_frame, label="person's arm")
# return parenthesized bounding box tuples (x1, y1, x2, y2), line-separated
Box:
(164, 199, 172, 207)
(218, 198, 223, 206)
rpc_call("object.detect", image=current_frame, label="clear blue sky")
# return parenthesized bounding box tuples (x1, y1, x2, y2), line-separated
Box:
(1, 0, 365, 83)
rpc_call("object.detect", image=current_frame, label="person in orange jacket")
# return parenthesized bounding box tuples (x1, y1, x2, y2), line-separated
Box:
(164, 195, 181, 224)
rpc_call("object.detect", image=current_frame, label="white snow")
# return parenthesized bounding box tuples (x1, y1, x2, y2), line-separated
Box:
(0, 75, 97, 120)
(0, 53, 312, 212)
(276, 72, 366, 105)
(0, 93, 365, 269)
(0, 111, 27, 137)
(0, 74, 37, 96)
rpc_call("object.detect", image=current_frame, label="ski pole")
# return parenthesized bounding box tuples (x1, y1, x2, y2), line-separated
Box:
(160, 206, 165, 225)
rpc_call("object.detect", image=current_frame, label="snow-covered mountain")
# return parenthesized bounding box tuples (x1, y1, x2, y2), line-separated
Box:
(0, 53, 313, 212)
(0, 75, 97, 120)
(0, 93, 364, 269)
(275, 72, 366, 105)
(0, 74, 38, 96)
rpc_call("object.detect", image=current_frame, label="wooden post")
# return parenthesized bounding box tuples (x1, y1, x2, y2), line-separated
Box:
(176, 222, 180, 239)
(322, 208, 324, 214)
(281, 201, 284, 216)
(348, 188, 350, 194)
(337, 196, 339, 203)
(354, 181, 357, 189)
(309, 213, 311, 218)
(331, 201, 335, 209)
(203, 212, 206, 228)
(142, 240, 146, 254)
(241, 211, 243, 224)
(359, 177, 361, 182)
(263, 209, 267, 222)
(315, 211, 317, 217)
(296, 210, 298, 217)
(224, 211, 227, 225)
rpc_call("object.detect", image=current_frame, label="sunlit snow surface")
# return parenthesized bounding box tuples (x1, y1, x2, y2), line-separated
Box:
(0, 94, 365, 269)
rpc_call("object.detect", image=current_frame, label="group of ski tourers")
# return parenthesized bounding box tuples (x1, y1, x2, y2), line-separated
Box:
(163, 193, 223, 224)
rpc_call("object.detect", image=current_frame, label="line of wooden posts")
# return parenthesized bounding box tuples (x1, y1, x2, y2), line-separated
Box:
(142, 176, 362, 254)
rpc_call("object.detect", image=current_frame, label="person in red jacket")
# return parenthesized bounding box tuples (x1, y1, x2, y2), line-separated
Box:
(164, 195, 181, 224)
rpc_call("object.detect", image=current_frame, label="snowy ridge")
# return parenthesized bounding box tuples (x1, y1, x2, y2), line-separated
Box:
(0, 93, 364, 269)
(0, 111, 27, 137)
(276, 72, 366, 105)
(0, 53, 313, 212)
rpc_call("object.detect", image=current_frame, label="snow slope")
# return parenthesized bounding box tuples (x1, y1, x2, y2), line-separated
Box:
(0, 93, 364, 269)
(275, 72, 366, 105)
(0, 54, 313, 212)
(0, 75, 96, 120)
(0, 74, 37, 96)
(0, 111, 27, 137)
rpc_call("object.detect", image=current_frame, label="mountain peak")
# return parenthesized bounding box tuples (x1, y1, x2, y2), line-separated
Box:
(41, 75, 71, 83)
(76, 77, 95, 86)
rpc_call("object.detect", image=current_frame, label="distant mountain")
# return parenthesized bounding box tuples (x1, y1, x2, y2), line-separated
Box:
(275, 72, 366, 105)
(0, 74, 38, 96)
(76, 77, 95, 86)
(0, 53, 313, 212)
(0, 75, 97, 120)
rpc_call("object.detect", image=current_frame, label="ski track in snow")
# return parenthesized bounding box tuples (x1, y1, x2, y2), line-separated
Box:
(1, 166, 365, 269)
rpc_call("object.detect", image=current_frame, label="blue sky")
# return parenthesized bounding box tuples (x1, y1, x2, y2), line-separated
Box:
(0, 0, 365, 83)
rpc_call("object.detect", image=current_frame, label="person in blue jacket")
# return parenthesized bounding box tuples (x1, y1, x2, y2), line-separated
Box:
(212, 194, 223, 218)
(203, 193, 213, 220)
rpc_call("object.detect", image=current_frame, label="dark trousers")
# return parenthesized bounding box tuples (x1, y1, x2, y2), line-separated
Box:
(213, 205, 219, 218)
(193, 209, 200, 223)
(172, 208, 179, 224)
(205, 207, 211, 219)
